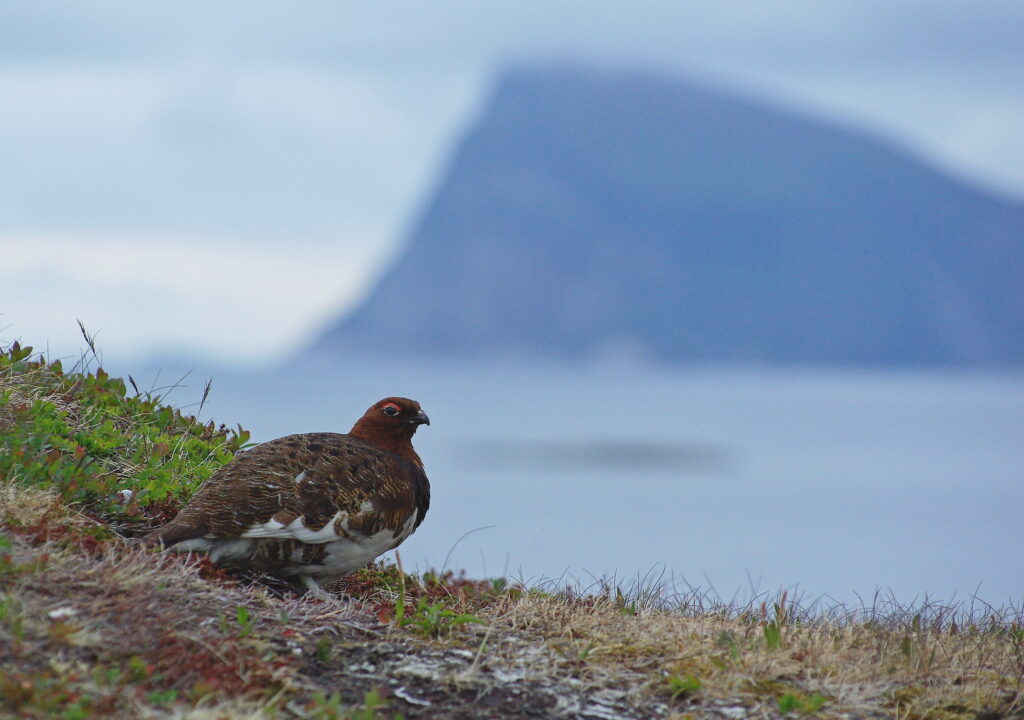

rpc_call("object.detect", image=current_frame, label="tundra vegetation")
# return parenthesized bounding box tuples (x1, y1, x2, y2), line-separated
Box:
(1, 338, 1021, 719)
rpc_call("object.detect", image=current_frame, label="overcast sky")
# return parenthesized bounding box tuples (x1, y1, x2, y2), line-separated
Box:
(3, 1, 1023, 365)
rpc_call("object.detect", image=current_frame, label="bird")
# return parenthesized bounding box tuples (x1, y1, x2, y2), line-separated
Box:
(142, 397, 430, 596)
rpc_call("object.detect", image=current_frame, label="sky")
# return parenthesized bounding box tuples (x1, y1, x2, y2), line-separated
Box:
(3, 1, 1023, 365)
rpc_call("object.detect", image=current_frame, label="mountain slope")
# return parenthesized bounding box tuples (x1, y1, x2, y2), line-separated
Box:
(312, 65, 1024, 365)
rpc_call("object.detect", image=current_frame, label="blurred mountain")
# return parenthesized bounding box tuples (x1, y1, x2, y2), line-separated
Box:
(311, 65, 1024, 366)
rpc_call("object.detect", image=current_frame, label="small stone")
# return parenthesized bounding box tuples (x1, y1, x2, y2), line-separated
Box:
(492, 668, 526, 683)
(393, 686, 431, 706)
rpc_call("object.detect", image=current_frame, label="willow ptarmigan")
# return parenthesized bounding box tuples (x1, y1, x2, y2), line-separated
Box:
(143, 397, 430, 595)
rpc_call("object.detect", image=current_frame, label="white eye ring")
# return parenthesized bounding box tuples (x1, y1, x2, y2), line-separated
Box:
(383, 405, 399, 416)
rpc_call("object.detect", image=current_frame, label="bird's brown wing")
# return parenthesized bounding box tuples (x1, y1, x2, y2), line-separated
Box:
(142, 432, 428, 546)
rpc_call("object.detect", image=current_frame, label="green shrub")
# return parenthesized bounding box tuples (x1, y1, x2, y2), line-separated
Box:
(0, 341, 250, 529)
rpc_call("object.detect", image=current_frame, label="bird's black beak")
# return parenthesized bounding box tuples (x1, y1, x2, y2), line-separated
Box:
(409, 410, 430, 426)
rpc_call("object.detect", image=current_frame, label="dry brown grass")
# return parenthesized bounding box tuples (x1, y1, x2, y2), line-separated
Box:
(2, 479, 1023, 719)
(473, 590, 1024, 719)
(0, 484, 294, 718)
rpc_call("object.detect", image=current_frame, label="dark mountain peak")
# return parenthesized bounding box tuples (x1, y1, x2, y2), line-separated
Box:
(310, 64, 1024, 366)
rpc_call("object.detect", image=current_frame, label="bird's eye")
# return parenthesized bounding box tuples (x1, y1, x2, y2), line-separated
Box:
(382, 404, 400, 416)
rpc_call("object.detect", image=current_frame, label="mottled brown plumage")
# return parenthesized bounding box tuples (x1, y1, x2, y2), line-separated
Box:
(143, 397, 430, 594)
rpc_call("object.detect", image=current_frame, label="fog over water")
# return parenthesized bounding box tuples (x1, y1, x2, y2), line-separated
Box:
(133, 358, 1024, 607)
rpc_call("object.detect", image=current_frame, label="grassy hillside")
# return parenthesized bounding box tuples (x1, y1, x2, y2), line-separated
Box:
(1, 341, 1022, 719)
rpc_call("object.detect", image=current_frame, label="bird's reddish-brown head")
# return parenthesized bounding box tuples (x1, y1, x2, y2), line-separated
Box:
(350, 397, 430, 464)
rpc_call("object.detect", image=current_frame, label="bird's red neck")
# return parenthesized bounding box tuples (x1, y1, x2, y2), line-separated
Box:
(350, 419, 423, 466)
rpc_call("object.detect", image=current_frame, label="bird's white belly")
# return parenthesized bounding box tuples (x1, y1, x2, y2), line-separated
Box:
(166, 513, 419, 579)
(313, 513, 419, 577)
